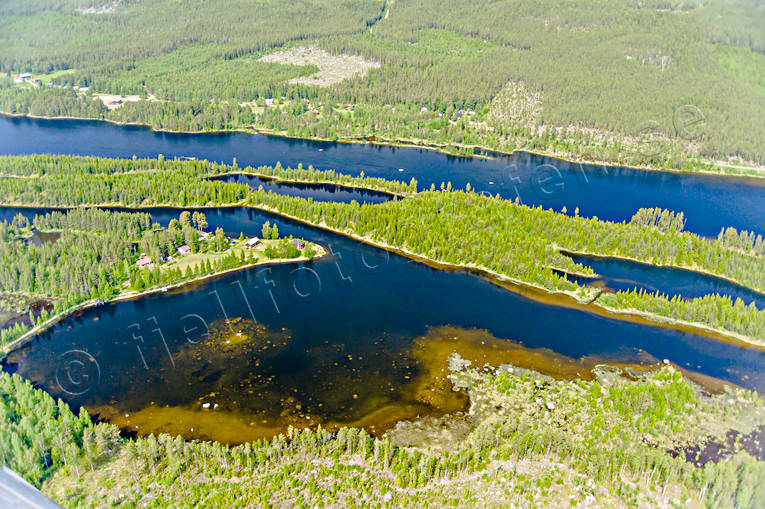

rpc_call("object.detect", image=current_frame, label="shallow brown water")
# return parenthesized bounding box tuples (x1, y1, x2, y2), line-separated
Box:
(78, 324, 731, 444)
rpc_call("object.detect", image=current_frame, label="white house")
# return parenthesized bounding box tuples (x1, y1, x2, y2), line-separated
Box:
(244, 237, 261, 248)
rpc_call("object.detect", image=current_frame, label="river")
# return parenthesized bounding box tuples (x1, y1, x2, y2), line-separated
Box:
(561, 253, 765, 308)
(3, 206, 763, 444)
(1, 115, 764, 237)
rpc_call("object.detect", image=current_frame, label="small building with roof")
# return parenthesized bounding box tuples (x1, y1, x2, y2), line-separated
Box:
(244, 237, 261, 248)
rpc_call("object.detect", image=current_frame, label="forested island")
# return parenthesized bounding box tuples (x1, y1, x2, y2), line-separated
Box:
(0, 205, 323, 351)
(0, 0, 763, 175)
(0, 154, 762, 347)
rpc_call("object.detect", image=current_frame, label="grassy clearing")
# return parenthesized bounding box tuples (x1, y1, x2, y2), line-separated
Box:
(160, 238, 320, 274)
(259, 45, 380, 87)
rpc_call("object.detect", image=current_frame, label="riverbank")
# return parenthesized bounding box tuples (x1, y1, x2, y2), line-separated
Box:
(255, 126, 765, 180)
(2, 110, 763, 180)
(6, 351, 763, 508)
(557, 248, 765, 296)
(0, 246, 326, 357)
(592, 300, 765, 349)
(237, 202, 765, 351)
(3, 199, 763, 350)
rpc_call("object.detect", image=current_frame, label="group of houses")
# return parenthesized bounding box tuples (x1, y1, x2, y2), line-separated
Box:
(136, 237, 307, 269)
(13, 73, 33, 84)
(136, 244, 193, 268)
(13, 73, 50, 86)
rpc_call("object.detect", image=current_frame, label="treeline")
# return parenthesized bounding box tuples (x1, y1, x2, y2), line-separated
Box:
(0, 154, 413, 195)
(0, 86, 258, 132)
(0, 372, 107, 486)
(0, 169, 248, 207)
(241, 189, 765, 295)
(716, 226, 765, 257)
(630, 207, 686, 233)
(5, 77, 745, 174)
(598, 289, 765, 340)
(1, 155, 763, 340)
(33, 207, 153, 238)
(226, 161, 416, 195)
(0, 220, 135, 301)
(244, 190, 765, 339)
(0, 87, 107, 118)
(108, 99, 258, 132)
(1, 0, 763, 166)
(2, 363, 763, 507)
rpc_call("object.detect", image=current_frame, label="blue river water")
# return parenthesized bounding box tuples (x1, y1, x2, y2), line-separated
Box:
(1, 115, 763, 237)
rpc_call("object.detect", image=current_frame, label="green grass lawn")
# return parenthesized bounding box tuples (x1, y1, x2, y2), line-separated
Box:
(160, 238, 317, 274)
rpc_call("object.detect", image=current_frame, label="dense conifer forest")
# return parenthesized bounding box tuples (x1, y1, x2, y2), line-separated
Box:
(0, 0, 763, 170)
(0, 154, 762, 344)
(1, 3, 764, 507)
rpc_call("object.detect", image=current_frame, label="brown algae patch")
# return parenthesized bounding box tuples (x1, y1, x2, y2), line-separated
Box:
(406, 325, 659, 383)
(96, 405, 292, 444)
(85, 323, 741, 445)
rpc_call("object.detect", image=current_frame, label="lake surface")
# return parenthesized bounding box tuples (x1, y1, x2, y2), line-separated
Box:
(563, 253, 765, 309)
(4, 206, 764, 444)
(1, 115, 764, 237)
(210, 173, 394, 204)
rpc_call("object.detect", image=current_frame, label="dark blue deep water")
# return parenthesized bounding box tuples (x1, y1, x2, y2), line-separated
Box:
(210, 173, 394, 204)
(1, 115, 764, 237)
(2, 115, 764, 443)
(4, 207, 763, 441)
(563, 253, 765, 309)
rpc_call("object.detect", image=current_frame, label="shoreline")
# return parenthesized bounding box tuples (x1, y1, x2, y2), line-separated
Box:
(3, 201, 760, 299)
(2, 110, 763, 181)
(214, 171, 408, 198)
(255, 127, 765, 180)
(591, 301, 763, 348)
(0, 247, 326, 357)
(236, 202, 765, 351)
(1, 200, 763, 351)
(558, 248, 765, 296)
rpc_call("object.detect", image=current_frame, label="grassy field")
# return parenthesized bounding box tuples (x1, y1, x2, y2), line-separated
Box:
(161, 238, 318, 274)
